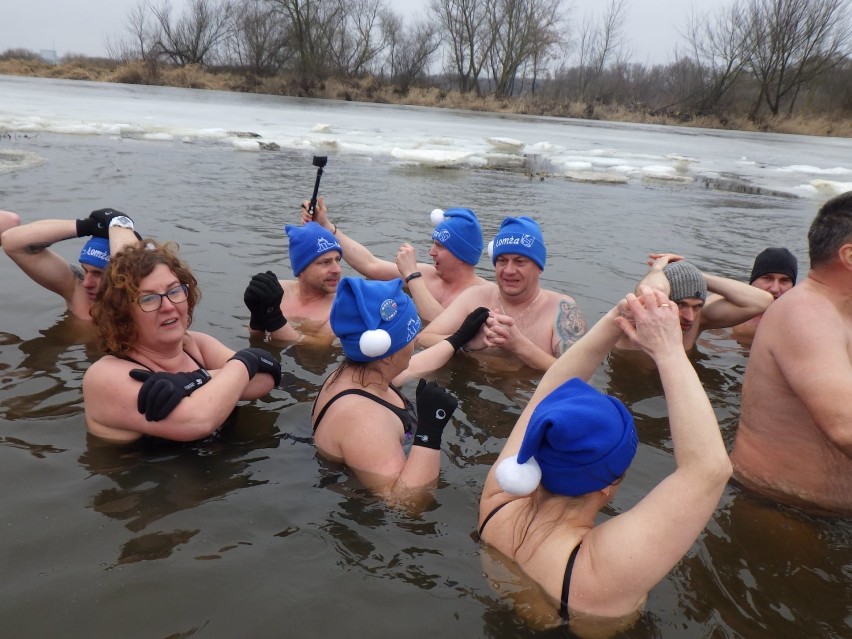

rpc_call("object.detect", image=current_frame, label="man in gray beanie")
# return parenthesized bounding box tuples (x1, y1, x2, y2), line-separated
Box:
(620, 253, 773, 351)
(732, 247, 798, 342)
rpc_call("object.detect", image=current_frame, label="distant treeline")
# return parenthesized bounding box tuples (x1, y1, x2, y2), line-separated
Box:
(5, 0, 852, 127)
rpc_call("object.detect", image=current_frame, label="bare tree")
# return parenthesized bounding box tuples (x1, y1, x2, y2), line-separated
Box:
(745, 0, 852, 117)
(148, 0, 236, 67)
(264, 0, 348, 86)
(381, 13, 440, 92)
(681, 2, 750, 114)
(573, 0, 630, 103)
(429, 0, 495, 95)
(225, 0, 290, 76)
(327, 0, 390, 77)
(486, 0, 565, 97)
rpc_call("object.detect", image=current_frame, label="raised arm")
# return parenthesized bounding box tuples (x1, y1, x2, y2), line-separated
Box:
(303, 196, 402, 280)
(2, 218, 81, 301)
(699, 273, 773, 329)
(394, 242, 445, 322)
(572, 287, 731, 615)
(482, 302, 626, 499)
(0, 210, 21, 243)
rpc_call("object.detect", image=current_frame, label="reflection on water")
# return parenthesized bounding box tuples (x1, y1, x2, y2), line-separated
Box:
(0, 113, 849, 638)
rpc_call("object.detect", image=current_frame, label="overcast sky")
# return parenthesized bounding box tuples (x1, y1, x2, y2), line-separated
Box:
(1, 0, 735, 64)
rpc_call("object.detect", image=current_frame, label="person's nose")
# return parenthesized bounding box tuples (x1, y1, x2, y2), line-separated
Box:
(680, 307, 695, 322)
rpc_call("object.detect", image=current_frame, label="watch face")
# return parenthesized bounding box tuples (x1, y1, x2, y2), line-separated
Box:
(110, 215, 134, 228)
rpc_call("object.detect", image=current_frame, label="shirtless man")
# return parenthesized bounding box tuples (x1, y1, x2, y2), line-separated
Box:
(731, 247, 797, 342)
(243, 220, 342, 342)
(303, 197, 491, 321)
(732, 192, 852, 516)
(417, 216, 587, 371)
(1, 208, 139, 320)
(621, 253, 773, 351)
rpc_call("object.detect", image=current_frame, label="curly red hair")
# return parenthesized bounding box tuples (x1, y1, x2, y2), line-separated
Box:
(91, 240, 200, 355)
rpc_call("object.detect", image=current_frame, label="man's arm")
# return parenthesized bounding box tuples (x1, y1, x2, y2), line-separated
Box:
(417, 286, 486, 348)
(394, 243, 444, 322)
(304, 196, 402, 281)
(700, 274, 773, 330)
(2, 218, 82, 301)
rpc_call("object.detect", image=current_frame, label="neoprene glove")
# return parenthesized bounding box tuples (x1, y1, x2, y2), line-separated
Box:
(244, 271, 287, 332)
(445, 306, 490, 351)
(413, 379, 458, 450)
(229, 347, 282, 387)
(129, 368, 211, 422)
(76, 208, 132, 238)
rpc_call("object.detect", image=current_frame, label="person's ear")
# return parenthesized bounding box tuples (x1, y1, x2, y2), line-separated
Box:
(838, 243, 852, 270)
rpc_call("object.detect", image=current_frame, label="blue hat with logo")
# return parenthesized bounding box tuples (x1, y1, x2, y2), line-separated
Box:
(490, 216, 546, 271)
(285, 222, 342, 277)
(431, 207, 483, 265)
(330, 277, 422, 362)
(79, 237, 110, 270)
(495, 378, 637, 497)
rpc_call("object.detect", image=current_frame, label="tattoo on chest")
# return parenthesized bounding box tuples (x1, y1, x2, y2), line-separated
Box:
(554, 300, 588, 355)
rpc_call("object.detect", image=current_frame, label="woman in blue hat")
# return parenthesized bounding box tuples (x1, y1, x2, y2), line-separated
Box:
(478, 286, 731, 632)
(312, 276, 487, 507)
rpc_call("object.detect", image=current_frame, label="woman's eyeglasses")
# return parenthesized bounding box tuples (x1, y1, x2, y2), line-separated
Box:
(138, 284, 189, 312)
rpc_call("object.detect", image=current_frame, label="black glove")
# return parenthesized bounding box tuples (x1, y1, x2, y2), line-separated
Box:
(413, 379, 458, 450)
(229, 347, 282, 387)
(129, 368, 211, 422)
(244, 271, 287, 332)
(76, 208, 131, 238)
(445, 307, 490, 351)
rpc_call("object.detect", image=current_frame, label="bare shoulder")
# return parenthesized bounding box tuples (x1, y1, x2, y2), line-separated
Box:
(185, 330, 232, 368)
(84, 354, 132, 385)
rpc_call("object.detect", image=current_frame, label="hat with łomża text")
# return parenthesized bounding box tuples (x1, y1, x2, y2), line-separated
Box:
(490, 216, 546, 271)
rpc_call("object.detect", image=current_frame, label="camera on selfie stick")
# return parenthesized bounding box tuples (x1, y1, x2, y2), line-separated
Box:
(309, 156, 328, 218)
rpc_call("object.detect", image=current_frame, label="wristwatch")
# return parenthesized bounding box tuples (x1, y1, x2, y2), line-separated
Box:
(405, 271, 422, 284)
(109, 215, 135, 230)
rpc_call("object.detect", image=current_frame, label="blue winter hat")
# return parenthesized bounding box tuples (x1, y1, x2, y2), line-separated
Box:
(285, 222, 342, 277)
(490, 216, 546, 271)
(432, 207, 483, 265)
(79, 237, 110, 270)
(330, 277, 422, 363)
(496, 378, 637, 497)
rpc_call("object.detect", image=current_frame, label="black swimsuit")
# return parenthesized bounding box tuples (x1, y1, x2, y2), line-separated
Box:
(311, 384, 416, 437)
(115, 349, 206, 371)
(479, 500, 581, 621)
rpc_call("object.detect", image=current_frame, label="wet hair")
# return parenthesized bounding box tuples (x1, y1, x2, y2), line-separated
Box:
(808, 191, 852, 267)
(91, 240, 200, 355)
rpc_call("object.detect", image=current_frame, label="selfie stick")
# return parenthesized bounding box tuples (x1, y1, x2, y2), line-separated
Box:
(309, 156, 328, 218)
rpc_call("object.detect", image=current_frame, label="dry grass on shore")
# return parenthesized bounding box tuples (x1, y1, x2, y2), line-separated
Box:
(2, 58, 851, 138)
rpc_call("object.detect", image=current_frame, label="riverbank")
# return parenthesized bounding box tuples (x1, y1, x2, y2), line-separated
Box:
(2, 57, 850, 138)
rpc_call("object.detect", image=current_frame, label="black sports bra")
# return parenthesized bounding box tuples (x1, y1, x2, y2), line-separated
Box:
(312, 385, 416, 437)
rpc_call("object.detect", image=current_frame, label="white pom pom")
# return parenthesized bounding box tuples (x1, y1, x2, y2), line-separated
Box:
(487, 239, 494, 259)
(430, 208, 445, 225)
(495, 454, 541, 496)
(359, 329, 392, 358)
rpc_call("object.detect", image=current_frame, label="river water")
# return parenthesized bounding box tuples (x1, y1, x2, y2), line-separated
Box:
(0, 75, 850, 638)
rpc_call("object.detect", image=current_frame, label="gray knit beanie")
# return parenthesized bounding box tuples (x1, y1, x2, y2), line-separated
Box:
(663, 261, 707, 302)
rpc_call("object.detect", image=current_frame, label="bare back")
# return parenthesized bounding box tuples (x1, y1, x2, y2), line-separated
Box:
(732, 278, 852, 515)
